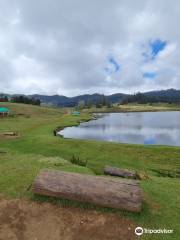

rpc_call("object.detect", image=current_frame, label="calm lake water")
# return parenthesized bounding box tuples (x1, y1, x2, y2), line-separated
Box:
(59, 112, 180, 146)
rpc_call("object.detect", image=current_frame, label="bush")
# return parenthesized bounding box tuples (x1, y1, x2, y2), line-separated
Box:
(70, 154, 87, 167)
(11, 96, 41, 106)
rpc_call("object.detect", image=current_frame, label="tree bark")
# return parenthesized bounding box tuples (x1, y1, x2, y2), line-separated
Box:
(32, 170, 142, 212)
(104, 166, 138, 179)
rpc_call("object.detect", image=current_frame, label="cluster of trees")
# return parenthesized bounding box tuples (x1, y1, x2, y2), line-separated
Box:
(121, 93, 153, 104)
(0, 96, 9, 102)
(77, 95, 112, 109)
(95, 95, 112, 108)
(11, 96, 41, 106)
(121, 92, 180, 104)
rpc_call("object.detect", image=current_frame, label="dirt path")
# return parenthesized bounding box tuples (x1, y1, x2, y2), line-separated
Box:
(0, 199, 137, 240)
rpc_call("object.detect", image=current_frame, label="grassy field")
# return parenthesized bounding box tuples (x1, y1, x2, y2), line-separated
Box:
(87, 102, 180, 113)
(0, 102, 180, 240)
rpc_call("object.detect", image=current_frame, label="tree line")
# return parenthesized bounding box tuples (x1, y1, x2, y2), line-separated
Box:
(77, 95, 112, 109)
(121, 92, 180, 104)
(0, 95, 41, 106)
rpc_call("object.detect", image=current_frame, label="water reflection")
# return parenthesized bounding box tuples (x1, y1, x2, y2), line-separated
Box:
(58, 112, 180, 146)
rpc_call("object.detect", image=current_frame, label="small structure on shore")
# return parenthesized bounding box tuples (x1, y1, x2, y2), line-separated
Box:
(0, 107, 9, 117)
(72, 111, 80, 116)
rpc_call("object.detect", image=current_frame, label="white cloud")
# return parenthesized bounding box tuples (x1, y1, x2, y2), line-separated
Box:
(0, 0, 179, 96)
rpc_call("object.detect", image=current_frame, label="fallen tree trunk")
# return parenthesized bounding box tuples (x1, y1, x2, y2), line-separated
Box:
(32, 170, 142, 212)
(3, 132, 17, 136)
(104, 166, 138, 179)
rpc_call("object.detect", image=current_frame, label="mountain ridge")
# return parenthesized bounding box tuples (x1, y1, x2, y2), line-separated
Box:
(1, 88, 180, 106)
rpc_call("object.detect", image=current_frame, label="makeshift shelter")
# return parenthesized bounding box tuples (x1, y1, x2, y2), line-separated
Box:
(72, 111, 80, 116)
(0, 107, 9, 117)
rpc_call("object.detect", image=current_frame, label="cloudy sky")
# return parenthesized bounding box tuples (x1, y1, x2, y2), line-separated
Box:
(0, 0, 180, 96)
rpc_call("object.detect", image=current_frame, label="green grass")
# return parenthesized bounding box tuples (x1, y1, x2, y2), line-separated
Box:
(0, 102, 180, 240)
(86, 102, 180, 113)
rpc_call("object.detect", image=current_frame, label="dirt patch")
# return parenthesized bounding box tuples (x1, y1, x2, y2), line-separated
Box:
(0, 199, 137, 240)
(0, 135, 18, 140)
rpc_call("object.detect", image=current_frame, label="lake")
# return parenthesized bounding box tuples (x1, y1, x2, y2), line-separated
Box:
(58, 111, 180, 146)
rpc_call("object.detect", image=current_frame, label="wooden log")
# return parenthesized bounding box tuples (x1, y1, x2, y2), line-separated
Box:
(32, 170, 142, 212)
(3, 132, 17, 136)
(104, 166, 138, 179)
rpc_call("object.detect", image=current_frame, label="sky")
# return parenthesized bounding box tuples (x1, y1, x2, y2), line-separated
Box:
(0, 0, 180, 96)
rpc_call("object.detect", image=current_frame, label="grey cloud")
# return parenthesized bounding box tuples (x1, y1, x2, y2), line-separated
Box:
(0, 0, 180, 95)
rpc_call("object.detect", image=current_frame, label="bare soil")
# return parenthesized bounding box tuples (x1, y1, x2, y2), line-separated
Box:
(0, 199, 137, 240)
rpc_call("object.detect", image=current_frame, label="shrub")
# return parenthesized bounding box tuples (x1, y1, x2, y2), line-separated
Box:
(70, 154, 87, 167)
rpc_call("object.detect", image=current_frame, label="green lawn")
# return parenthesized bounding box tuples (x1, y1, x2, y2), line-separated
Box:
(0, 102, 180, 240)
(87, 102, 180, 113)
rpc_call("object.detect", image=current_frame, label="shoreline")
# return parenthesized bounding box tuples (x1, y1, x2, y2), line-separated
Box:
(90, 108, 180, 113)
(55, 110, 180, 147)
(54, 114, 94, 136)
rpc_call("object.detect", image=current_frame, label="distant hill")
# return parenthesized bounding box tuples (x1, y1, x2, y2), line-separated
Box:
(30, 93, 129, 107)
(121, 89, 180, 104)
(31, 94, 70, 106)
(1, 89, 180, 106)
(144, 89, 180, 102)
(30, 89, 180, 106)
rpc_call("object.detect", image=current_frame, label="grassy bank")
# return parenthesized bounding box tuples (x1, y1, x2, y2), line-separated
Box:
(86, 102, 180, 113)
(0, 102, 180, 240)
